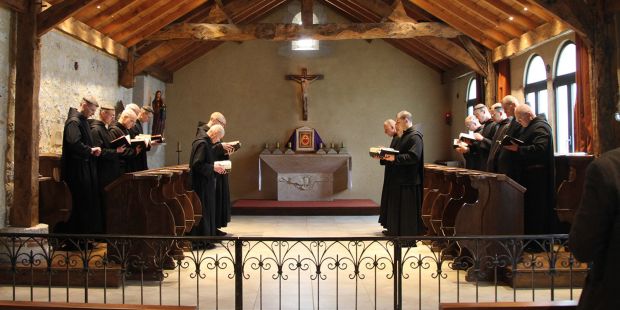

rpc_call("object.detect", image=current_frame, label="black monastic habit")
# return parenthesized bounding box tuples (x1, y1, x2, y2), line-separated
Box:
(379, 135, 400, 228)
(463, 126, 485, 170)
(469, 119, 497, 171)
(385, 127, 424, 236)
(89, 119, 121, 189)
(516, 115, 557, 234)
(109, 121, 138, 173)
(60, 108, 103, 234)
(486, 117, 512, 173)
(132, 122, 149, 171)
(495, 117, 523, 182)
(189, 130, 217, 237)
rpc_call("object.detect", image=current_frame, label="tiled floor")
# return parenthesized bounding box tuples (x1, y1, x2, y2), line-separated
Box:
(1, 216, 582, 309)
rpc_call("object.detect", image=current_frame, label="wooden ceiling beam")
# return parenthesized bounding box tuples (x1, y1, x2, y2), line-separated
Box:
(233, 0, 288, 24)
(302, 0, 313, 25)
(86, 0, 136, 29)
(322, 0, 381, 22)
(72, 0, 107, 21)
(100, 0, 170, 35)
(401, 1, 435, 22)
(0, 0, 27, 12)
(513, 0, 555, 23)
(423, 37, 486, 75)
(122, 0, 208, 47)
(54, 17, 128, 61)
(401, 39, 456, 69)
(214, 0, 234, 24)
(453, 0, 524, 37)
(161, 42, 220, 71)
(480, 0, 538, 30)
(527, 0, 587, 38)
(149, 22, 462, 41)
(37, 0, 97, 36)
(108, 0, 182, 39)
(407, 0, 500, 49)
(166, 43, 222, 72)
(492, 19, 571, 62)
(433, 0, 511, 44)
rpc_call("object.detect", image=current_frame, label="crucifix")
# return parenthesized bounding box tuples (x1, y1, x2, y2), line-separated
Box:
(286, 68, 324, 121)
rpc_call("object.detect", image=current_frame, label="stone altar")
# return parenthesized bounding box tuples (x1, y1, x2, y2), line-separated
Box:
(259, 154, 352, 201)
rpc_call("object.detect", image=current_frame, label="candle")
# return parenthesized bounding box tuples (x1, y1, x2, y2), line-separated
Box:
(177, 141, 181, 152)
(276, 142, 280, 149)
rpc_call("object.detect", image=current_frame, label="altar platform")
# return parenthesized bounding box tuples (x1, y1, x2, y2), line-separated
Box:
(232, 199, 379, 215)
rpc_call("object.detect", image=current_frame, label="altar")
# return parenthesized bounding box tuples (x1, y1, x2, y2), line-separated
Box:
(258, 154, 352, 201)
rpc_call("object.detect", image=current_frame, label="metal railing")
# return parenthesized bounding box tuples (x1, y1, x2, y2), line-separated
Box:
(0, 234, 585, 309)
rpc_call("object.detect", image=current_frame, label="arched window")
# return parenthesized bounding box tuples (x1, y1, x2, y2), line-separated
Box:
(466, 77, 477, 116)
(291, 12, 319, 51)
(554, 42, 577, 153)
(524, 55, 548, 117)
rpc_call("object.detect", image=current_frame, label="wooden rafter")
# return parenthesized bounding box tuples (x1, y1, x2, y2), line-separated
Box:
(71, 0, 106, 21)
(407, 0, 500, 49)
(55, 17, 128, 61)
(513, 0, 555, 23)
(148, 22, 462, 41)
(387, 39, 444, 72)
(107, 1, 178, 38)
(301, 0, 313, 25)
(214, 0, 234, 24)
(86, 0, 137, 29)
(37, 0, 97, 36)
(122, 0, 208, 47)
(323, 0, 381, 22)
(100, 0, 171, 35)
(525, 0, 586, 37)
(432, 0, 511, 43)
(479, 0, 538, 30)
(452, 0, 524, 38)
(492, 19, 571, 62)
(0, 0, 27, 12)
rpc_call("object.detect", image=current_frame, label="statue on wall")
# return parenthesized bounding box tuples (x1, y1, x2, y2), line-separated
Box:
(151, 90, 166, 136)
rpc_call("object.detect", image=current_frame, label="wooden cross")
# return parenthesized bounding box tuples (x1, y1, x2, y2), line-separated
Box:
(286, 68, 324, 121)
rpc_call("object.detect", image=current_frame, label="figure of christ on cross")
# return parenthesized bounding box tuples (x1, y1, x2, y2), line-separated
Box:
(286, 68, 324, 121)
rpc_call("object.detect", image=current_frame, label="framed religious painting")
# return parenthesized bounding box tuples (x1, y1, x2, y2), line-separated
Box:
(295, 127, 315, 152)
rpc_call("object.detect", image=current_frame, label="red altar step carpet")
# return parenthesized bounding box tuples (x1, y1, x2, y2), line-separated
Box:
(232, 199, 379, 215)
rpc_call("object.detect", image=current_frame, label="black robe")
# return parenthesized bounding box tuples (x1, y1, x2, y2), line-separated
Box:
(468, 119, 497, 171)
(132, 122, 149, 171)
(89, 119, 121, 189)
(60, 108, 103, 234)
(197, 124, 232, 229)
(189, 131, 217, 237)
(463, 126, 484, 170)
(379, 135, 400, 227)
(109, 121, 138, 173)
(385, 127, 424, 236)
(516, 115, 557, 234)
(496, 117, 523, 182)
(486, 117, 513, 173)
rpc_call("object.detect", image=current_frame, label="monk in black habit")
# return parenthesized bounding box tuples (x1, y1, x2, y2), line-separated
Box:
(456, 115, 484, 170)
(109, 110, 142, 173)
(131, 106, 154, 171)
(471, 104, 497, 170)
(197, 112, 236, 235)
(90, 105, 125, 189)
(486, 103, 512, 172)
(60, 96, 103, 234)
(189, 124, 227, 247)
(505, 104, 557, 234)
(382, 111, 424, 238)
(495, 96, 523, 182)
(377, 119, 399, 230)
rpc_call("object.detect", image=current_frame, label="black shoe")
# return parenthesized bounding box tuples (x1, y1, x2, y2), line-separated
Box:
(216, 229, 227, 236)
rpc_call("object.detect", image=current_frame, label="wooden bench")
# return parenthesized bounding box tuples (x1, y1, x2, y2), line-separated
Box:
(439, 301, 578, 309)
(0, 301, 196, 310)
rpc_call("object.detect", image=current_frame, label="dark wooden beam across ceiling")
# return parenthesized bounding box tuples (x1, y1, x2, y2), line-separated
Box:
(37, 0, 97, 36)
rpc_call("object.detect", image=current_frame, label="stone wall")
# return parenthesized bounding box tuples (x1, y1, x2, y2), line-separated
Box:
(0, 7, 11, 228)
(165, 4, 450, 203)
(39, 30, 132, 154)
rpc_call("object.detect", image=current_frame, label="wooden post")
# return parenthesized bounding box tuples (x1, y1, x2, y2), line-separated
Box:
(10, 0, 41, 227)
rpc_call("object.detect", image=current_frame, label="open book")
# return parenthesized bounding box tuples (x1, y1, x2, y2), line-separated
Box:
(500, 135, 524, 146)
(369, 147, 399, 158)
(110, 134, 131, 148)
(110, 134, 154, 149)
(453, 139, 467, 149)
(215, 160, 232, 173)
(458, 132, 476, 144)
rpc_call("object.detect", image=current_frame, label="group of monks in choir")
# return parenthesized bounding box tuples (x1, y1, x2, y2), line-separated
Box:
(453, 95, 559, 235)
(59, 95, 234, 250)
(372, 110, 425, 240)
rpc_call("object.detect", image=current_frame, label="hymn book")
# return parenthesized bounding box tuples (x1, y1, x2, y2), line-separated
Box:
(369, 147, 399, 158)
(453, 139, 467, 149)
(458, 132, 477, 144)
(214, 160, 232, 173)
(500, 135, 524, 146)
(110, 135, 131, 148)
(228, 141, 241, 151)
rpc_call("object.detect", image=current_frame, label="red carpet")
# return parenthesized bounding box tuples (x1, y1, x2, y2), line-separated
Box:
(232, 199, 379, 215)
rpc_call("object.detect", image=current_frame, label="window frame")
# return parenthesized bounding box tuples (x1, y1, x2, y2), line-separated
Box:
(524, 54, 548, 116)
(466, 77, 477, 116)
(553, 41, 577, 153)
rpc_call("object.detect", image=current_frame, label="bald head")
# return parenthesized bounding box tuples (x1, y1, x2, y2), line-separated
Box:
(383, 119, 396, 137)
(208, 112, 226, 127)
(207, 124, 225, 142)
(515, 104, 536, 127)
(465, 115, 481, 132)
(501, 95, 520, 117)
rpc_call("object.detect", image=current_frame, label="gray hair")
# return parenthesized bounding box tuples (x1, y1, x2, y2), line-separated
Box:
(210, 112, 226, 125)
(125, 103, 141, 116)
(396, 110, 412, 123)
(502, 95, 519, 106)
(119, 109, 137, 122)
(384, 119, 395, 127)
(491, 103, 504, 112)
(208, 124, 225, 139)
